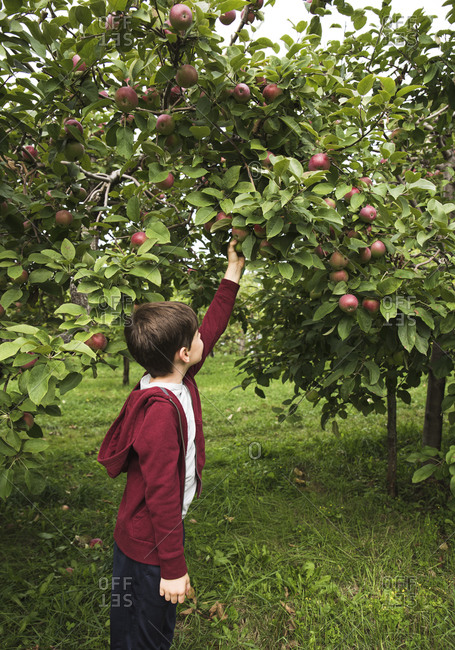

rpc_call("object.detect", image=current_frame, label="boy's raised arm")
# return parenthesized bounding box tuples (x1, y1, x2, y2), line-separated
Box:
(188, 240, 244, 376)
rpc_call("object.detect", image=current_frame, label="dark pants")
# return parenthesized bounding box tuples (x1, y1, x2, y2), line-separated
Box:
(110, 525, 185, 650)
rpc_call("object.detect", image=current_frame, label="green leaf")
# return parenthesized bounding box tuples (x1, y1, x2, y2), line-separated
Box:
(0, 340, 23, 362)
(26, 364, 50, 405)
(186, 192, 214, 208)
(378, 76, 396, 96)
(377, 277, 403, 295)
(0, 288, 22, 310)
(22, 439, 49, 453)
(0, 469, 13, 500)
(59, 372, 82, 395)
(54, 303, 87, 316)
(412, 463, 438, 483)
(128, 266, 161, 286)
(127, 196, 140, 221)
(24, 470, 46, 494)
(313, 302, 338, 321)
(266, 214, 284, 238)
(277, 262, 293, 280)
(357, 74, 375, 96)
(29, 269, 53, 283)
(338, 316, 353, 340)
(223, 165, 241, 190)
(61, 239, 75, 262)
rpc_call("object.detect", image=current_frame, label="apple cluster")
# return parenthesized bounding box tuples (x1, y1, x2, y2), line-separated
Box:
(312, 174, 387, 317)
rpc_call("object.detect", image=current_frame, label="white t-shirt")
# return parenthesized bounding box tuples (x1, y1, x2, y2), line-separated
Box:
(140, 375, 197, 518)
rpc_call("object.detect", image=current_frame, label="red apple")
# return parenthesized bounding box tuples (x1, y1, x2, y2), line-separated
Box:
(339, 294, 358, 313)
(233, 83, 251, 103)
(175, 64, 198, 88)
(309, 153, 330, 171)
(0, 200, 8, 215)
(55, 210, 73, 226)
(362, 298, 380, 314)
(0, 305, 5, 318)
(62, 505, 70, 511)
(85, 333, 108, 351)
(262, 83, 283, 104)
(141, 87, 160, 107)
(329, 251, 349, 269)
(344, 187, 360, 201)
(156, 114, 175, 135)
(115, 87, 139, 112)
(219, 10, 236, 25)
(359, 205, 377, 223)
(203, 219, 215, 233)
(169, 3, 193, 30)
(345, 229, 358, 239)
(324, 198, 336, 209)
(156, 173, 174, 190)
(241, 8, 255, 22)
(263, 151, 274, 167)
(131, 232, 148, 247)
(370, 240, 386, 258)
(170, 86, 183, 103)
(259, 239, 272, 256)
(72, 54, 87, 72)
(64, 118, 83, 137)
(253, 224, 267, 238)
(105, 13, 122, 29)
(21, 352, 37, 369)
(359, 247, 372, 263)
(314, 246, 327, 258)
(65, 567, 74, 575)
(13, 270, 28, 285)
(330, 270, 349, 283)
(358, 176, 372, 186)
(232, 227, 249, 242)
(89, 538, 103, 548)
(251, 0, 264, 7)
(214, 211, 232, 229)
(22, 145, 38, 162)
(22, 412, 34, 428)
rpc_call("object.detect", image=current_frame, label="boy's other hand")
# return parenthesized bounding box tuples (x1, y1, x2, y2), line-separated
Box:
(160, 573, 191, 604)
(224, 239, 245, 284)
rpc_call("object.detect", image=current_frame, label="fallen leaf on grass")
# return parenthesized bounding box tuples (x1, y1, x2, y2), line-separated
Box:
(180, 608, 193, 616)
(208, 601, 228, 620)
(439, 542, 449, 551)
(280, 600, 296, 615)
(189, 518, 198, 524)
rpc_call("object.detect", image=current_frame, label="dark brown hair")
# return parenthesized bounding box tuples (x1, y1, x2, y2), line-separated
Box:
(124, 301, 199, 377)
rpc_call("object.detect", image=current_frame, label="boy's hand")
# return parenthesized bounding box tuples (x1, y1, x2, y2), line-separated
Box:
(224, 239, 245, 284)
(160, 573, 191, 604)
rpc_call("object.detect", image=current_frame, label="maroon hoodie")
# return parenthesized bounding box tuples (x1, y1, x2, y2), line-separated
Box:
(97, 278, 239, 580)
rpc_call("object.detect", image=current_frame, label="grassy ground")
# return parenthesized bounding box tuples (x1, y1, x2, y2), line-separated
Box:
(1, 354, 455, 649)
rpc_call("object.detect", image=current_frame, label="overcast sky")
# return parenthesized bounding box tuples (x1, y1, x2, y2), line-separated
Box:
(218, 0, 449, 49)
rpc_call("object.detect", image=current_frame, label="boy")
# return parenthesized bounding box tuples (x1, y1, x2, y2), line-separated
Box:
(97, 240, 244, 649)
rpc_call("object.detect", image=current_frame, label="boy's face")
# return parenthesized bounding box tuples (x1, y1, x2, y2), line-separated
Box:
(188, 329, 204, 366)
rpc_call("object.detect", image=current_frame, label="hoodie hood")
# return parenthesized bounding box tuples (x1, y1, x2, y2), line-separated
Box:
(97, 383, 178, 478)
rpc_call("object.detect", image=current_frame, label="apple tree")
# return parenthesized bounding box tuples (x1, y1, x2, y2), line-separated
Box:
(0, 0, 454, 500)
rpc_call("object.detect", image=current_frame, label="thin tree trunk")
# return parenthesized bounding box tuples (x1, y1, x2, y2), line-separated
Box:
(422, 343, 445, 449)
(123, 355, 130, 386)
(421, 146, 455, 449)
(386, 374, 398, 498)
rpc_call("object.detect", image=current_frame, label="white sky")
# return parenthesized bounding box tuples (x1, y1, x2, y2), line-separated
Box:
(218, 0, 449, 48)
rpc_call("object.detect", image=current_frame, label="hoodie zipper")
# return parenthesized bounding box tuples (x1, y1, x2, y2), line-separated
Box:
(187, 389, 202, 495)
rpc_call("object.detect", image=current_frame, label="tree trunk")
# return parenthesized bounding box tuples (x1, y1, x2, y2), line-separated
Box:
(422, 343, 445, 449)
(386, 374, 398, 498)
(123, 355, 130, 386)
(421, 147, 455, 449)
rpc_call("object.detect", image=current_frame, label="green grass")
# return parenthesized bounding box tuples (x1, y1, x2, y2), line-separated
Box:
(1, 355, 455, 649)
